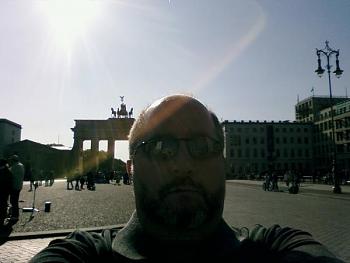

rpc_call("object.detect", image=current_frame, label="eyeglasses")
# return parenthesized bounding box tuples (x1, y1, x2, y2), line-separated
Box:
(132, 136, 223, 160)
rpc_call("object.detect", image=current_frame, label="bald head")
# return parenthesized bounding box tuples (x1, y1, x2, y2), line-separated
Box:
(129, 95, 223, 157)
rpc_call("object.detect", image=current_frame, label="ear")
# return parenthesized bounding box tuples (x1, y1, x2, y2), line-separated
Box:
(126, 160, 133, 175)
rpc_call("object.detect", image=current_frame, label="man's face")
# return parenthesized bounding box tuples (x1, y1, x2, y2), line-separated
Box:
(132, 97, 226, 241)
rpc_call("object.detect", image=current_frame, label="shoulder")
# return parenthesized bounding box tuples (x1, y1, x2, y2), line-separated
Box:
(29, 230, 116, 263)
(239, 224, 345, 262)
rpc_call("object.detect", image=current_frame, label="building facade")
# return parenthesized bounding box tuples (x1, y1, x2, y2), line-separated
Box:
(223, 120, 313, 179)
(0, 118, 21, 157)
(311, 100, 350, 174)
(4, 139, 71, 180)
(296, 96, 350, 178)
(295, 96, 348, 123)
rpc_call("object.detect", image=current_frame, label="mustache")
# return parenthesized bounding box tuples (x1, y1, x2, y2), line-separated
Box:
(158, 177, 206, 199)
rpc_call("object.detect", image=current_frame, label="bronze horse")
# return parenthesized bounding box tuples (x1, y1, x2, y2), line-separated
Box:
(111, 108, 117, 118)
(128, 107, 133, 118)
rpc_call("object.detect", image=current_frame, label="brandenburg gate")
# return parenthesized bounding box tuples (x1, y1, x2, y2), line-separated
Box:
(71, 97, 134, 173)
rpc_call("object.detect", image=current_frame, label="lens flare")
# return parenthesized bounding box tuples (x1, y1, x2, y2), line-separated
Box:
(38, 0, 101, 49)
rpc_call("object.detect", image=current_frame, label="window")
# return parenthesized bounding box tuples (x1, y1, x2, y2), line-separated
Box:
(276, 149, 280, 157)
(230, 149, 234, 157)
(291, 149, 295, 157)
(297, 149, 302, 157)
(261, 149, 265, 158)
(304, 137, 309, 144)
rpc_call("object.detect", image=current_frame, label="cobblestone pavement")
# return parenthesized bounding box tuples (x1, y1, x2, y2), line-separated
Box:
(224, 181, 350, 262)
(0, 180, 349, 262)
(0, 237, 56, 263)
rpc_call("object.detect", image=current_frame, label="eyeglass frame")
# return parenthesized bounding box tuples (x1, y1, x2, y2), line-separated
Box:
(130, 135, 224, 160)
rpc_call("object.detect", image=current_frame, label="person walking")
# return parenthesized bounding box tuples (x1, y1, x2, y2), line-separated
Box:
(25, 162, 34, 192)
(74, 170, 81, 190)
(49, 170, 55, 186)
(0, 159, 12, 227)
(9, 155, 25, 222)
(66, 172, 74, 190)
(271, 171, 279, 192)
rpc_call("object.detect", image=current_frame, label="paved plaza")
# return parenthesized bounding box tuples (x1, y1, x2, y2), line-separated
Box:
(0, 180, 349, 262)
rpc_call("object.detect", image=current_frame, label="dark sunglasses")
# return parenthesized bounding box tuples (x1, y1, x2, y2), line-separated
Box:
(132, 136, 223, 159)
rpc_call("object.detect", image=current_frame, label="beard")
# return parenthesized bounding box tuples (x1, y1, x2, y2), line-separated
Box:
(136, 176, 224, 233)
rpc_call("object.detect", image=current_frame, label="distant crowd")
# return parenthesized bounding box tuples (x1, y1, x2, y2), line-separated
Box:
(0, 154, 132, 229)
(66, 169, 132, 191)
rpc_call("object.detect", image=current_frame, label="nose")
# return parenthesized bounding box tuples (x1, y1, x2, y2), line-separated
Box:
(170, 141, 194, 176)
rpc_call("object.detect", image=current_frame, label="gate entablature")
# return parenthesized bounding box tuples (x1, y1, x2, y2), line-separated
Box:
(71, 118, 134, 141)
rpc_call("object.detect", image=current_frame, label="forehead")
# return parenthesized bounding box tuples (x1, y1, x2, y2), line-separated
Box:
(144, 97, 215, 137)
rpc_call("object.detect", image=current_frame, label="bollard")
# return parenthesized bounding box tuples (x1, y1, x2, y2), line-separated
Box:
(44, 201, 51, 212)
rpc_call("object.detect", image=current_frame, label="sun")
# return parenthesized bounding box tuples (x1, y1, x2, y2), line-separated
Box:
(38, 0, 101, 49)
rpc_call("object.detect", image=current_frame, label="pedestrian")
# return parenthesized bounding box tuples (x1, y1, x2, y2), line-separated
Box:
(122, 172, 129, 185)
(283, 170, 290, 186)
(25, 162, 34, 192)
(74, 169, 81, 190)
(44, 170, 50, 187)
(49, 170, 55, 186)
(66, 173, 74, 190)
(38, 169, 44, 186)
(30, 94, 345, 262)
(86, 170, 95, 191)
(0, 159, 12, 227)
(271, 171, 279, 191)
(80, 173, 86, 190)
(8, 155, 25, 222)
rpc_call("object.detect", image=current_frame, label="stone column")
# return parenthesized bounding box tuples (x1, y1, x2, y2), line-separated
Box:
(91, 139, 99, 172)
(72, 138, 83, 174)
(108, 139, 115, 171)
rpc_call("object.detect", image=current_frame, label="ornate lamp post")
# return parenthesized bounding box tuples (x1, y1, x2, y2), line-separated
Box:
(315, 41, 344, 193)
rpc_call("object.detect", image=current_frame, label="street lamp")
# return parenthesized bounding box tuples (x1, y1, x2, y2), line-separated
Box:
(315, 41, 344, 193)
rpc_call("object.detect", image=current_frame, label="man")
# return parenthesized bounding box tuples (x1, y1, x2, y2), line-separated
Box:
(30, 95, 345, 262)
(0, 159, 12, 227)
(9, 155, 25, 221)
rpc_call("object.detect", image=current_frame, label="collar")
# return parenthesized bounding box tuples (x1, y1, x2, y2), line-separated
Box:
(112, 211, 240, 260)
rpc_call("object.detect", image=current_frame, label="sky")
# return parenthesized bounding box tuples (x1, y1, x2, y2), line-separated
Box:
(1, 0, 350, 162)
